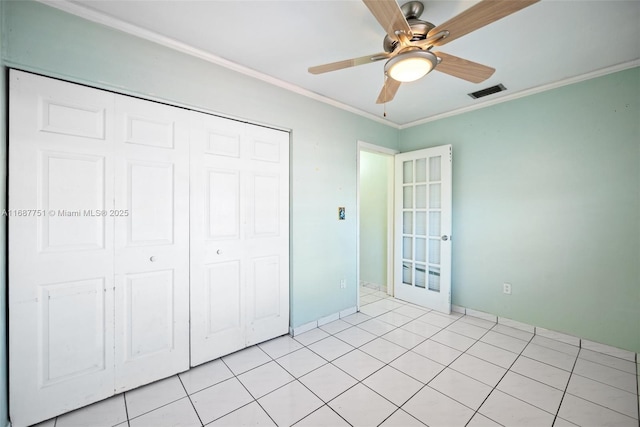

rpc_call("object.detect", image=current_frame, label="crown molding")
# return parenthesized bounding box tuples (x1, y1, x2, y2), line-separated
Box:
(34, 1, 640, 132)
(399, 59, 640, 129)
(38, 0, 401, 129)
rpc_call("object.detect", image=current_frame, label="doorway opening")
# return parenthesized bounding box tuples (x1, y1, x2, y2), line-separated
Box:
(356, 141, 398, 310)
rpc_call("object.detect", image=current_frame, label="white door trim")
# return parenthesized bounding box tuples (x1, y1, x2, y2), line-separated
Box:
(356, 141, 398, 311)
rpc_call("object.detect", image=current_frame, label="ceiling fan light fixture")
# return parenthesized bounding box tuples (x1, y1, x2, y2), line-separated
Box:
(385, 50, 438, 83)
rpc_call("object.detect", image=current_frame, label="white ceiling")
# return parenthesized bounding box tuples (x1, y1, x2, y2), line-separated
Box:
(59, 0, 640, 126)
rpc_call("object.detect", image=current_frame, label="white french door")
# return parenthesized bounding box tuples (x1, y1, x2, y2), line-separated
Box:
(190, 113, 289, 366)
(394, 145, 452, 313)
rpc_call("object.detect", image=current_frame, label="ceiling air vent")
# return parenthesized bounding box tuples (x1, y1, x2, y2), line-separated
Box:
(468, 84, 507, 99)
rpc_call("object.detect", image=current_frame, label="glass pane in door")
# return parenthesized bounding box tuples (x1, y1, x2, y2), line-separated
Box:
(403, 212, 413, 234)
(429, 184, 441, 208)
(403, 161, 413, 184)
(429, 239, 441, 264)
(428, 266, 440, 292)
(415, 237, 426, 263)
(403, 186, 413, 209)
(415, 185, 427, 209)
(403, 237, 413, 259)
(415, 212, 426, 235)
(403, 262, 412, 285)
(429, 212, 441, 237)
(429, 156, 441, 181)
(415, 158, 426, 182)
(415, 265, 426, 288)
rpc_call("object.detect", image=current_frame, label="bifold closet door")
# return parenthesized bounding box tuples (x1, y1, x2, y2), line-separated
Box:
(9, 71, 116, 427)
(113, 96, 190, 392)
(190, 113, 289, 366)
(9, 70, 191, 425)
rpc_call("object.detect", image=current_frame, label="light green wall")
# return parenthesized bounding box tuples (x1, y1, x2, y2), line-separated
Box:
(399, 67, 640, 352)
(1, 8, 638, 427)
(0, 1, 398, 335)
(359, 151, 389, 288)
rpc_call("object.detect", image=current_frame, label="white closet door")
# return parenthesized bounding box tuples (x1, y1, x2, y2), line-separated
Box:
(9, 70, 116, 427)
(113, 96, 190, 391)
(244, 125, 290, 346)
(190, 113, 289, 365)
(190, 115, 246, 364)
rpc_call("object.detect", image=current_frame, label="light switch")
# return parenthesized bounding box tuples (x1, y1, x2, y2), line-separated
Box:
(338, 207, 345, 220)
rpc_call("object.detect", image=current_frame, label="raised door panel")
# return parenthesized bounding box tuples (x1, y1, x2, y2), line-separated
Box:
(124, 270, 175, 359)
(9, 70, 116, 427)
(39, 98, 106, 140)
(249, 173, 281, 237)
(40, 278, 108, 385)
(207, 169, 240, 240)
(39, 151, 107, 252)
(203, 260, 245, 360)
(126, 161, 175, 245)
(114, 95, 190, 392)
(250, 256, 281, 321)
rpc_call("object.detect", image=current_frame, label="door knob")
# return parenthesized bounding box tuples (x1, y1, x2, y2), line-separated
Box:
(150, 256, 157, 262)
(216, 249, 222, 255)
(441, 235, 449, 241)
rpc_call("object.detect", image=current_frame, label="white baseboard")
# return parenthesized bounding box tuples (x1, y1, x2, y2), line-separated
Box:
(340, 306, 357, 318)
(289, 306, 358, 336)
(461, 305, 636, 359)
(317, 312, 339, 326)
(465, 308, 497, 323)
(536, 327, 580, 347)
(360, 281, 386, 292)
(451, 305, 465, 314)
(498, 317, 535, 333)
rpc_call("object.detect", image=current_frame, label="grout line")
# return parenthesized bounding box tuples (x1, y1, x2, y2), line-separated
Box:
(303, 298, 427, 420)
(217, 356, 280, 427)
(176, 372, 205, 427)
(552, 341, 580, 426)
(296, 403, 354, 427)
(121, 380, 190, 423)
(464, 326, 537, 426)
(288, 313, 397, 425)
(122, 392, 132, 427)
(568, 369, 638, 395)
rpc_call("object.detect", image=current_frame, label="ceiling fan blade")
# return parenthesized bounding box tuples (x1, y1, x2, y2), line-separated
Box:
(376, 77, 402, 104)
(308, 52, 391, 74)
(428, 0, 539, 47)
(363, 0, 413, 42)
(434, 51, 495, 83)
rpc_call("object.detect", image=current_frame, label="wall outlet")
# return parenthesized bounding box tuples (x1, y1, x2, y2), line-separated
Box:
(340, 278, 346, 289)
(503, 283, 512, 295)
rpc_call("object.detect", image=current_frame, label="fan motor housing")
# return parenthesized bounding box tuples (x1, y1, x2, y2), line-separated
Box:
(383, 19, 436, 52)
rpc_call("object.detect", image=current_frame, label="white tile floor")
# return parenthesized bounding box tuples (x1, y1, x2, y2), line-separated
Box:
(33, 286, 640, 427)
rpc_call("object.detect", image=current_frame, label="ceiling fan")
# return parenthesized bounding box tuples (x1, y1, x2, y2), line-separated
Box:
(308, 0, 539, 104)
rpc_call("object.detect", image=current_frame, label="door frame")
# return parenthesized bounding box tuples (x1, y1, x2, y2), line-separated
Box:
(356, 141, 398, 311)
